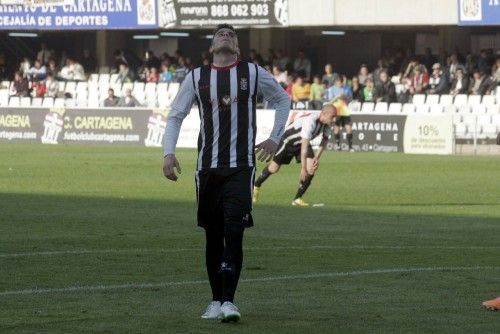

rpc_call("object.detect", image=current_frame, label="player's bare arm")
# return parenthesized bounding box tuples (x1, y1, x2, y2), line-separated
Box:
(300, 138, 310, 181)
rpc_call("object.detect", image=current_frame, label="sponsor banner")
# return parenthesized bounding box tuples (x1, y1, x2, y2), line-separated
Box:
(403, 114, 454, 155)
(458, 0, 500, 26)
(0, 108, 47, 142)
(0, 0, 158, 30)
(159, 0, 288, 28)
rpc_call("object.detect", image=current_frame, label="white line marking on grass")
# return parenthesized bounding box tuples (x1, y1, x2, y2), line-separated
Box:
(0, 266, 499, 297)
(1, 245, 500, 258)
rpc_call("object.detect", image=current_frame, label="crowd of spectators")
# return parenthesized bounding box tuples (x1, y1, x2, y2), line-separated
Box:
(1, 42, 499, 109)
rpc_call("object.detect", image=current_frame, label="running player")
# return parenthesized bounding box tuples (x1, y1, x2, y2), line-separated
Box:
(331, 95, 354, 152)
(253, 104, 337, 206)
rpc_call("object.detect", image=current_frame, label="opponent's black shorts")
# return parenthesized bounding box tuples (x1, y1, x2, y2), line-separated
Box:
(195, 167, 255, 229)
(273, 142, 314, 165)
(335, 116, 352, 127)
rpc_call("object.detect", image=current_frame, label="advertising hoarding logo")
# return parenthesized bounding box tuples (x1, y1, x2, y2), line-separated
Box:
(41, 108, 64, 144)
(274, 0, 288, 25)
(159, 0, 177, 28)
(460, 0, 482, 20)
(137, 0, 156, 25)
(145, 108, 168, 147)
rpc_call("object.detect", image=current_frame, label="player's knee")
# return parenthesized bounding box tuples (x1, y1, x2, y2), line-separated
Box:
(307, 166, 316, 175)
(268, 163, 280, 173)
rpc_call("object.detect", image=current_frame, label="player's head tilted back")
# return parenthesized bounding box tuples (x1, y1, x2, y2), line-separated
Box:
(320, 104, 337, 126)
(210, 24, 240, 56)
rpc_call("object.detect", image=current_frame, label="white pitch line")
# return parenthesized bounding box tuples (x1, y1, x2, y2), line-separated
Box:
(1, 245, 500, 259)
(0, 266, 498, 297)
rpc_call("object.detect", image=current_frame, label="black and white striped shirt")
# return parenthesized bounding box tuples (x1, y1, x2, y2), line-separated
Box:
(278, 111, 331, 149)
(164, 61, 290, 171)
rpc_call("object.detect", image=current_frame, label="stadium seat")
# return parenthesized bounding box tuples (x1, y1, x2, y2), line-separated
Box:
(122, 82, 133, 93)
(76, 81, 88, 94)
(99, 66, 110, 74)
(0, 89, 9, 106)
(348, 101, 361, 112)
(467, 95, 481, 106)
(76, 99, 88, 107)
(99, 73, 110, 84)
(425, 94, 439, 105)
(444, 104, 458, 114)
(412, 94, 425, 106)
(89, 73, 99, 82)
(458, 105, 472, 114)
(1, 80, 10, 90)
(430, 105, 443, 114)
(31, 97, 43, 107)
(439, 94, 453, 106)
(402, 103, 415, 114)
(477, 114, 491, 126)
(472, 104, 486, 114)
(111, 84, 122, 97)
(110, 73, 120, 84)
(361, 102, 374, 113)
(453, 94, 468, 107)
(374, 102, 388, 113)
(145, 82, 157, 97)
(455, 122, 467, 137)
(168, 83, 180, 97)
(416, 104, 430, 113)
(482, 95, 496, 107)
(20, 97, 31, 107)
(54, 98, 65, 107)
(452, 114, 462, 125)
(157, 82, 168, 95)
(65, 98, 76, 107)
(8, 96, 20, 107)
(388, 102, 402, 113)
(42, 97, 54, 107)
(492, 114, 500, 127)
(133, 82, 145, 95)
(65, 81, 77, 97)
(482, 124, 497, 138)
(487, 105, 499, 115)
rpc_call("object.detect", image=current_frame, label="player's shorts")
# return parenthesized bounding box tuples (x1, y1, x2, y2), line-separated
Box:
(273, 142, 314, 165)
(195, 167, 255, 229)
(335, 116, 353, 127)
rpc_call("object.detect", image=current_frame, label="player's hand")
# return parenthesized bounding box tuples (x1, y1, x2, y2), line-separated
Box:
(300, 167, 308, 182)
(163, 154, 181, 182)
(255, 139, 278, 163)
(312, 158, 319, 170)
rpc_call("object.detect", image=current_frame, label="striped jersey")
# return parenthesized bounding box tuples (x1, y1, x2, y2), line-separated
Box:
(164, 60, 291, 171)
(280, 111, 331, 148)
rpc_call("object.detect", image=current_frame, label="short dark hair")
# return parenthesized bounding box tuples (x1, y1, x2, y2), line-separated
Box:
(213, 24, 236, 36)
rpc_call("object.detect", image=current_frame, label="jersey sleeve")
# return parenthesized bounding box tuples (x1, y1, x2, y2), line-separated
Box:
(300, 116, 317, 140)
(163, 71, 196, 155)
(257, 65, 290, 144)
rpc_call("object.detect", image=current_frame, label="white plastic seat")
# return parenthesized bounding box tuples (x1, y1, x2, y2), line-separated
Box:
(430, 105, 444, 114)
(8, 96, 20, 107)
(348, 101, 361, 112)
(88, 92, 99, 108)
(31, 97, 43, 107)
(168, 83, 180, 97)
(452, 114, 462, 125)
(455, 122, 467, 137)
(145, 82, 157, 97)
(89, 73, 99, 82)
(482, 124, 497, 138)
(444, 104, 458, 114)
(20, 97, 31, 107)
(458, 105, 472, 114)
(477, 114, 491, 126)
(99, 73, 110, 84)
(425, 94, 439, 105)
(453, 94, 468, 107)
(1, 80, 10, 89)
(472, 104, 486, 114)
(412, 94, 425, 106)
(482, 95, 496, 107)
(416, 104, 430, 113)
(361, 102, 374, 113)
(467, 95, 481, 106)
(110, 73, 120, 84)
(65, 81, 77, 97)
(158, 94, 172, 108)
(42, 97, 54, 107)
(65, 98, 76, 107)
(388, 103, 402, 114)
(402, 103, 415, 114)
(122, 82, 133, 94)
(111, 84, 122, 97)
(486, 105, 499, 115)
(374, 102, 388, 113)
(0, 89, 10, 106)
(491, 114, 500, 126)
(133, 82, 145, 94)
(76, 81, 88, 94)
(439, 94, 453, 106)
(54, 98, 65, 107)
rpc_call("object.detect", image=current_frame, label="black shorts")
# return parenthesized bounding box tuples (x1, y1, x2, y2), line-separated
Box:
(335, 116, 352, 127)
(195, 167, 255, 229)
(273, 142, 314, 165)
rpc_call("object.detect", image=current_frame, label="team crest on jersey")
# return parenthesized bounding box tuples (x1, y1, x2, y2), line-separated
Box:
(240, 78, 247, 91)
(221, 95, 232, 106)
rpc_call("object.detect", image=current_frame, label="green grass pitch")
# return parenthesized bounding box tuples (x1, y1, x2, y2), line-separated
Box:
(1, 144, 500, 333)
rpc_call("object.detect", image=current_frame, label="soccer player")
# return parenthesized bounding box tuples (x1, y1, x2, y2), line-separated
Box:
(331, 95, 354, 152)
(253, 104, 337, 206)
(162, 24, 290, 322)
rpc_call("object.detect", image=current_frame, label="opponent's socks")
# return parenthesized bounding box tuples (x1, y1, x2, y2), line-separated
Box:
(294, 174, 314, 200)
(254, 166, 271, 187)
(347, 133, 353, 149)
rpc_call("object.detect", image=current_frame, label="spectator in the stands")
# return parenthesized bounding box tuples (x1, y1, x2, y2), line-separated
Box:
(44, 72, 60, 98)
(465, 54, 475, 75)
(28, 60, 47, 81)
(492, 57, 500, 82)
(362, 77, 376, 102)
(81, 49, 97, 74)
(272, 65, 287, 88)
(11, 71, 29, 97)
(293, 49, 311, 81)
(202, 58, 210, 66)
(449, 68, 469, 96)
(174, 56, 188, 83)
(409, 65, 429, 96)
(373, 59, 387, 86)
(19, 57, 31, 78)
(146, 66, 159, 83)
(341, 75, 353, 99)
(31, 78, 46, 98)
(266, 49, 277, 67)
(468, 69, 493, 95)
(144, 50, 160, 70)
(401, 58, 420, 82)
(275, 50, 290, 73)
(291, 75, 310, 107)
(326, 76, 351, 101)
(159, 62, 174, 83)
(477, 49, 490, 75)
(427, 63, 449, 95)
(185, 57, 194, 70)
(103, 88, 120, 107)
(118, 88, 141, 107)
(309, 74, 325, 110)
(285, 75, 293, 98)
(322, 63, 338, 88)
(116, 63, 134, 83)
(446, 53, 463, 83)
(357, 64, 370, 85)
(248, 49, 264, 65)
(375, 70, 396, 103)
(421, 47, 437, 74)
(351, 76, 363, 102)
(37, 43, 50, 65)
(47, 59, 59, 79)
(59, 58, 85, 81)
(0, 53, 6, 80)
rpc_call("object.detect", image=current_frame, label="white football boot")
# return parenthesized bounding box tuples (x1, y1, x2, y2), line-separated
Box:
(219, 301, 241, 323)
(201, 301, 221, 319)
